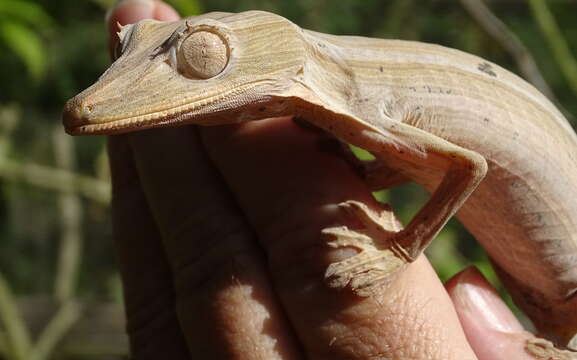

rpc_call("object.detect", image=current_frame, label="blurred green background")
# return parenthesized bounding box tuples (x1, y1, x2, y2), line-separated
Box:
(1, 0, 576, 358)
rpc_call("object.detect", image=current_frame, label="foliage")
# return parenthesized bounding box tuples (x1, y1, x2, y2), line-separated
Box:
(0, 0, 576, 358)
(527, 0, 577, 97)
(167, 0, 203, 16)
(0, 0, 54, 81)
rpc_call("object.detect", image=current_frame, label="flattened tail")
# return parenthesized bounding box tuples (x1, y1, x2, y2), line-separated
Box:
(491, 258, 577, 347)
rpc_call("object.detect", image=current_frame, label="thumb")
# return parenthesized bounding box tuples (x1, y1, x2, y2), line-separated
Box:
(106, 0, 180, 59)
(446, 267, 575, 359)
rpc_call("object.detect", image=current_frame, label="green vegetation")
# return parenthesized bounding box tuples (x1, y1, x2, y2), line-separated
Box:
(0, 0, 575, 358)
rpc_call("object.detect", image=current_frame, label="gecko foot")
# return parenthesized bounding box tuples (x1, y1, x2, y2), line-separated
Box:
(322, 200, 411, 296)
(526, 337, 577, 359)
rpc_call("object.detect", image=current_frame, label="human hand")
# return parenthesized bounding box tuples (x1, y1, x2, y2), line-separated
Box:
(106, 1, 548, 359)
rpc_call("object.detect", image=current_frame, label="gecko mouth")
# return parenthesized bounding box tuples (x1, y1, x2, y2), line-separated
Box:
(65, 110, 194, 135)
(63, 81, 264, 135)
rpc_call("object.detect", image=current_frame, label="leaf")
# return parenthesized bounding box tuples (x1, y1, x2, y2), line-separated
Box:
(0, 21, 47, 81)
(527, 0, 577, 98)
(0, 0, 54, 29)
(89, 0, 115, 10)
(166, 0, 202, 16)
(349, 144, 375, 160)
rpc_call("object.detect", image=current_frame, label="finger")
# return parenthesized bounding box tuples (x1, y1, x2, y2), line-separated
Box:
(201, 118, 479, 359)
(106, 2, 191, 359)
(128, 127, 303, 359)
(446, 267, 536, 360)
(109, 3, 303, 358)
(108, 137, 190, 359)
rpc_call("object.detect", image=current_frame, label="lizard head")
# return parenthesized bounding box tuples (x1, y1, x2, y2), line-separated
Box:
(63, 11, 309, 135)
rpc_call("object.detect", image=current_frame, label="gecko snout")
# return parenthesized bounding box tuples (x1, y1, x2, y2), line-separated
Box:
(62, 98, 94, 134)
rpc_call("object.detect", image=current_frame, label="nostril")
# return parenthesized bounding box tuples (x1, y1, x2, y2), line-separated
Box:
(63, 99, 94, 127)
(82, 104, 93, 118)
(62, 99, 94, 132)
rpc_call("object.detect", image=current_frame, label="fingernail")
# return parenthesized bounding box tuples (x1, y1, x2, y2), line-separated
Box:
(449, 267, 524, 333)
(105, 0, 155, 23)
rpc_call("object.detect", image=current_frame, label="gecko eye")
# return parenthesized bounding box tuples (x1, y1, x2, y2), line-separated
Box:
(177, 31, 229, 79)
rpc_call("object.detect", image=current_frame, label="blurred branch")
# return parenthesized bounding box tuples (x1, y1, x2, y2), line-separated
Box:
(460, 0, 553, 97)
(0, 273, 31, 360)
(52, 127, 83, 301)
(2, 297, 126, 358)
(30, 300, 82, 360)
(460, 0, 575, 121)
(0, 105, 19, 162)
(96, 145, 110, 182)
(18, 297, 127, 357)
(0, 106, 110, 204)
(527, 0, 577, 98)
(0, 160, 111, 205)
(26, 126, 86, 360)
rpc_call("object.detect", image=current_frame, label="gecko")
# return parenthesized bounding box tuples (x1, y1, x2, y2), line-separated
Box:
(62, 10, 577, 353)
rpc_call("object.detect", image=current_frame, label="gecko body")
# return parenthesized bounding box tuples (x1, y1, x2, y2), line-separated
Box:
(63, 11, 577, 347)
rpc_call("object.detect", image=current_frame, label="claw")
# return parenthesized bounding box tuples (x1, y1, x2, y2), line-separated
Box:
(322, 226, 374, 248)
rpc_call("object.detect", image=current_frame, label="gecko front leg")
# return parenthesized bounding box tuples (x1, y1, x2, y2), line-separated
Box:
(310, 115, 488, 295)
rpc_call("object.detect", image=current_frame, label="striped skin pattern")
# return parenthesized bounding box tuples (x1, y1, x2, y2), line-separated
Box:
(63, 11, 577, 348)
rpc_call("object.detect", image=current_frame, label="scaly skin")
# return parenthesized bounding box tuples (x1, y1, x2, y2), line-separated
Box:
(63, 11, 577, 346)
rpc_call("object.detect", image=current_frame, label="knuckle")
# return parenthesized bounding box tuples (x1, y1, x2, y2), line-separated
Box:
(163, 205, 265, 295)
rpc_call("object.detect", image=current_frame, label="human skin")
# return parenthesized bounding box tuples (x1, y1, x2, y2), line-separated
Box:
(105, 0, 541, 358)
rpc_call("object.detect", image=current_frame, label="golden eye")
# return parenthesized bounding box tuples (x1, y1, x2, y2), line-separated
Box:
(178, 31, 228, 79)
